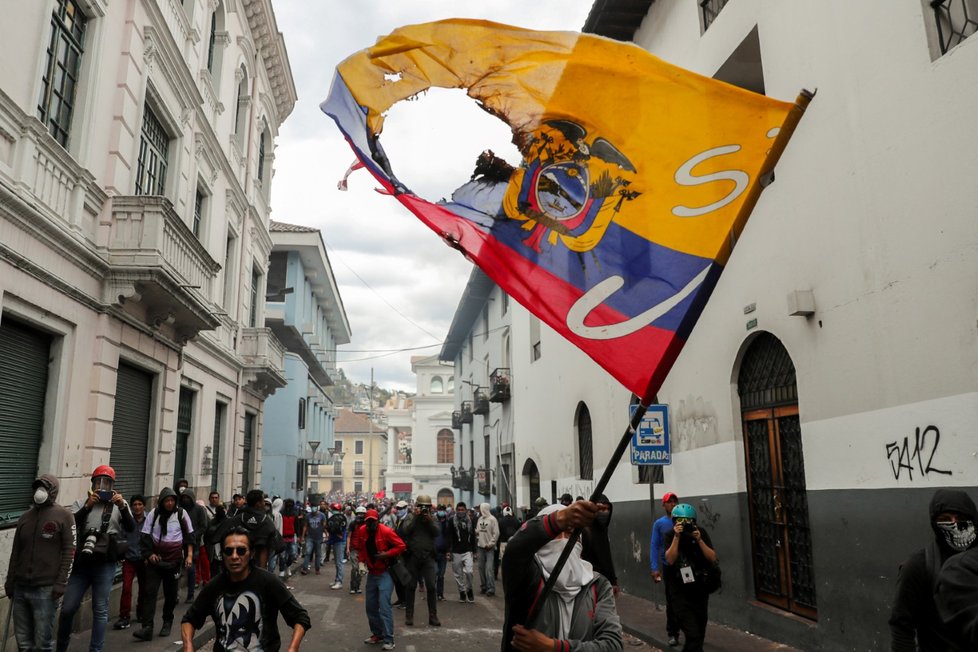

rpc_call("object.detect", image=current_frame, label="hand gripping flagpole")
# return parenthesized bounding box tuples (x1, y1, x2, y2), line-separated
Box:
(525, 89, 814, 631)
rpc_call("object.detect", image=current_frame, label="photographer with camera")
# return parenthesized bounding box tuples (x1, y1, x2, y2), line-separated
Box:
(399, 495, 442, 627)
(663, 503, 717, 652)
(56, 465, 136, 652)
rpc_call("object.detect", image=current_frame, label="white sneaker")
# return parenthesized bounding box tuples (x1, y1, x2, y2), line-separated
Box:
(278, 571, 285, 578)
(381, 643, 395, 650)
(331, 582, 342, 590)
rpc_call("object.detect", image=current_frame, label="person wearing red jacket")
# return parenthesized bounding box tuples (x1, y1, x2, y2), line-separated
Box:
(353, 509, 405, 650)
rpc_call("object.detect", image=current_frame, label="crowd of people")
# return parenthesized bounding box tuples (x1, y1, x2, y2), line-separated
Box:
(13, 465, 978, 651)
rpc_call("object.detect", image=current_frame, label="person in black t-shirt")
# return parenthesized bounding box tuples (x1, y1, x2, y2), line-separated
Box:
(181, 527, 310, 652)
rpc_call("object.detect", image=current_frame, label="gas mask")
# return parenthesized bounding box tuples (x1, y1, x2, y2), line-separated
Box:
(92, 476, 114, 503)
(937, 519, 977, 551)
(33, 488, 49, 505)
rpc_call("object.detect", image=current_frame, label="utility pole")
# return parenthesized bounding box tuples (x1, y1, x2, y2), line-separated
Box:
(367, 367, 374, 494)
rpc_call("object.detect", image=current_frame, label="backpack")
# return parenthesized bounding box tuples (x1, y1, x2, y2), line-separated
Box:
(327, 513, 347, 536)
(150, 506, 192, 547)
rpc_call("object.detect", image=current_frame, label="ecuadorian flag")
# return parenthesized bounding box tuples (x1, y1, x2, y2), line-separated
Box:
(322, 19, 803, 402)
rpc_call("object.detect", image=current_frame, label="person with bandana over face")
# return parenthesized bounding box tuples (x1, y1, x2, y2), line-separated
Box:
(582, 494, 619, 598)
(502, 500, 622, 652)
(889, 488, 978, 651)
(353, 509, 406, 650)
(447, 501, 477, 603)
(5, 474, 76, 651)
(347, 505, 368, 594)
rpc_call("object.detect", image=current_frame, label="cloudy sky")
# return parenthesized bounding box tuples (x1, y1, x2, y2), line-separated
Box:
(271, 2, 594, 392)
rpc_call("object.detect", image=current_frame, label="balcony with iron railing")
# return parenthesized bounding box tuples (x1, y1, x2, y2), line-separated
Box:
(472, 388, 490, 415)
(452, 411, 463, 430)
(239, 327, 287, 395)
(490, 368, 511, 402)
(460, 401, 474, 424)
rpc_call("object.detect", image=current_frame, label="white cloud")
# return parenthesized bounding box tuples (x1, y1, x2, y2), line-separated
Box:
(272, 1, 594, 391)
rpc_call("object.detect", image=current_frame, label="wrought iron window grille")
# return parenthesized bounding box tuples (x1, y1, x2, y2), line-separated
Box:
(932, 0, 978, 55)
(700, 0, 731, 32)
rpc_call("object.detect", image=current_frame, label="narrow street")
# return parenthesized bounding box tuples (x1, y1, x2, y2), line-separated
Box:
(69, 561, 659, 651)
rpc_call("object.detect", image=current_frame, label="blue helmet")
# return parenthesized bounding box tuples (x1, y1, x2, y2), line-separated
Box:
(671, 503, 697, 520)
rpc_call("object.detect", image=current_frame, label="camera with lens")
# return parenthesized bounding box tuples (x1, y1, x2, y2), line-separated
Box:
(81, 528, 99, 555)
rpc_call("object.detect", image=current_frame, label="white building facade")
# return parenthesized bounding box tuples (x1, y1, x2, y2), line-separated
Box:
(0, 0, 296, 591)
(440, 1, 978, 649)
(384, 356, 456, 505)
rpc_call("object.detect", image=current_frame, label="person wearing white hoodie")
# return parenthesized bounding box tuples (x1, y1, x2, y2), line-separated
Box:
(476, 503, 499, 596)
(268, 498, 284, 574)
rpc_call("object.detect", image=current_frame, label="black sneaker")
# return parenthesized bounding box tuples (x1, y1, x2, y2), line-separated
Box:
(159, 621, 172, 637)
(132, 626, 153, 642)
(466, 590, 474, 603)
(459, 592, 467, 603)
(113, 618, 131, 630)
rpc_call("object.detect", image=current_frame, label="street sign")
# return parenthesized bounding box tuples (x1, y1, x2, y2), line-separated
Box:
(630, 403, 671, 465)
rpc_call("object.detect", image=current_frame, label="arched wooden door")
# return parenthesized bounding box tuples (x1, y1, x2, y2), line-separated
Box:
(738, 332, 817, 620)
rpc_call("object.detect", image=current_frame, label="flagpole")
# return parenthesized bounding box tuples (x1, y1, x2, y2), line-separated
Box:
(526, 402, 648, 629)
(525, 88, 814, 632)
(727, 89, 815, 256)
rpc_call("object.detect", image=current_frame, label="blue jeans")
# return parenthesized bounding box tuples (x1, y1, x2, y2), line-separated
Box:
(13, 584, 57, 651)
(477, 547, 496, 594)
(278, 540, 297, 572)
(365, 571, 394, 644)
(186, 546, 199, 597)
(330, 541, 345, 583)
(303, 538, 322, 571)
(56, 561, 115, 652)
(436, 555, 448, 597)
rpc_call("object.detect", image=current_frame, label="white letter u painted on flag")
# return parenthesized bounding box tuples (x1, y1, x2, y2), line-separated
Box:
(566, 266, 711, 340)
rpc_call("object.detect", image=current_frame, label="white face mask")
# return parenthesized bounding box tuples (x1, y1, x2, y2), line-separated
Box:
(937, 520, 977, 551)
(33, 488, 49, 505)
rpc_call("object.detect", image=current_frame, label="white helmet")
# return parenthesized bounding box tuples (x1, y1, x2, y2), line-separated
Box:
(355, 505, 367, 514)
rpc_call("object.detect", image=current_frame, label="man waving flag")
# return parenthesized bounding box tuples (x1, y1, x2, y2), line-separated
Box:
(322, 19, 807, 403)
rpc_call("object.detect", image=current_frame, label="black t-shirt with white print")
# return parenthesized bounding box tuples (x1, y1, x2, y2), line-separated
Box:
(182, 567, 311, 651)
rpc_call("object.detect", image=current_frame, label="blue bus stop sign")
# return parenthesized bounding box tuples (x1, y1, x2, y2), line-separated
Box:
(630, 404, 671, 465)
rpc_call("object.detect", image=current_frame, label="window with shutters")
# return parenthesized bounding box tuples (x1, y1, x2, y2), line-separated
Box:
(242, 413, 255, 492)
(576, 402, 593, 481)
(355, 440, 363, 455)
(174, 388, 194, 486)
(249, 265, 263, 327)
(193, 187, 205, 239)
(135, 103, 170, 197)
(0, 316, 52, 525)
(110, 362, 154, 500)
(211, 401, 226, 492)
(37, 0, 88, 148)
(354, 481, 363, 493)
(354, 461, 364, 476)
(437, 429, 454, 464)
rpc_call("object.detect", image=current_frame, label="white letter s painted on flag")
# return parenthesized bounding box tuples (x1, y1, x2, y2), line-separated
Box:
(671, 145, 749, 217)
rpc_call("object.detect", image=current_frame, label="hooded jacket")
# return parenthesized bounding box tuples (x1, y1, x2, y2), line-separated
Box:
(179, 488, 209, 548)
(4, 475, 76, 595)
(889, 489, 978, 652)
(476, 503, 499, 549)
(582, 494, 618, 587)
(142, 487, 194, 566)
(501, 510, 623, 651)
